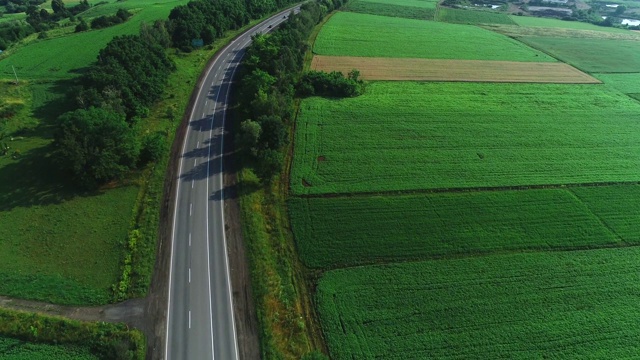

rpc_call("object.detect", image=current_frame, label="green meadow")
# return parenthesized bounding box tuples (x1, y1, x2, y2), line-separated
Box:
(291, 82, 640, 195)
(313, 12, 554, 61)
(317, 247, 640, 359)
(344, 0, 436, 20)
(594, 72, 640, 94)
(510, 15, 631, 32)
(0, 336, 97, 360)
(521, 37, 640, 72)
(437, 8, 515, 25)
(289, 188, 621, 268)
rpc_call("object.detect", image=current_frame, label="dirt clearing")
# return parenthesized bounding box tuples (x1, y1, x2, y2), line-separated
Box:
(311, 55, 600, 83)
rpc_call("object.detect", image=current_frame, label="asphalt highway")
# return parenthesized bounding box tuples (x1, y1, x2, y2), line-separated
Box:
(165, 7, 300, 360)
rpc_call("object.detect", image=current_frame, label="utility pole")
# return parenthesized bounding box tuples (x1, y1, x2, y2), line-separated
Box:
(11, 65, 18, 85)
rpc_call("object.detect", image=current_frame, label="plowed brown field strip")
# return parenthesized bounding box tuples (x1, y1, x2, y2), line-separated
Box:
(311, 55, 601, 83)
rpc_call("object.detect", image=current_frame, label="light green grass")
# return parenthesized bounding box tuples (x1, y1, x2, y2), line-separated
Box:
(0, 336, 98, 360)
(344, 0, 436, 20)
(289, 188, 620, 268)
(437, 8, 516, 25)
(571, 185, 640, 242)
(354, 0, 438, 8)
(521, 37, 640, 72)
(594, 72, 640, 94)
(313, 12, 554, 61)
(317, 247, 640, 359)
(0, 0, 185, 80)
(291, 82, 640, 195)
(510, 15, 631, 32)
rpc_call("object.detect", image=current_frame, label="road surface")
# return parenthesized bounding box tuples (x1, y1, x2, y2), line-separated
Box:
(165, 7, 299, 360)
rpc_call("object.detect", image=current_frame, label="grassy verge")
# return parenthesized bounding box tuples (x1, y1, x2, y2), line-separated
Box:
(0, 308, 145, 360)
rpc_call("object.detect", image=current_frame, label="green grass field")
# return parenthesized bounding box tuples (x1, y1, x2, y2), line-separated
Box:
(344, 0, 436, 20)
(317, 247, 640, 359)
(510, 15, 631, 32)
(313, 12, 554, 61)
(289, 188, 624, 268)
(521, 37, 640, 72)
(291, 82, 640, 195)
(437, 8, 516, 25)
(594, 72, 640, 94)
(0, 0, 184, 80)
(0, 336, 97, 359)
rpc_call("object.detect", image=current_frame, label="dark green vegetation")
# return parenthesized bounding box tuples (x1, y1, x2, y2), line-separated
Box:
(344, 0, 436, 20)
(289, 187, 628, 268)
(0, 336, 98, 359)
(0, 308, 144, 360)
(297, 70, 364, 98)
(317, 247, 640, 359)
(313, 12, 554, 61)
(521, 37, 640, 72)
(291, 82, 640, 195)
(235, 2, 349, 358)
(436, 7, 515, 24)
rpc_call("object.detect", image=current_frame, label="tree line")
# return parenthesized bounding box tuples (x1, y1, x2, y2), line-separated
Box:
(52, 0, 308, 188)
(235, 0, 358, 181)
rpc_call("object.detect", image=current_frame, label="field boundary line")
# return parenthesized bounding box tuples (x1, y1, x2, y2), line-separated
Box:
(294, 180, 640, 199)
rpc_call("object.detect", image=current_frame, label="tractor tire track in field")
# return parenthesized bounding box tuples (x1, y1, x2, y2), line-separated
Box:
(295, 180, 640, 199)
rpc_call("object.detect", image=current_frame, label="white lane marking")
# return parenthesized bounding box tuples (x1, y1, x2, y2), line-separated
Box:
(205, 100, 208, 106)
(189, 268, 191, 283)
(189, 233, 191, 247)
(190, 203, 192, 216)
(194, 158, 197, 166)
(197, 141, 199, 147)
(188, 310, 191, 329)
(192, 180, 194, 189)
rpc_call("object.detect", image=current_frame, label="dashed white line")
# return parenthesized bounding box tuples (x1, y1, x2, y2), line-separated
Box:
(189, 268, 191, 283)
(194, 158, 197, 166)
(205, 100, 208, 106)
(197, 141, 199, 147)
(189, 233, 191, 247)
(188, 310, 191, 329)
(189, 203, 192, 216)
(191, 180, 194, 188)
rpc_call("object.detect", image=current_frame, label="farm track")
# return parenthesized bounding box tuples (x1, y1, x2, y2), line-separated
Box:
(295, 180, 640, 199)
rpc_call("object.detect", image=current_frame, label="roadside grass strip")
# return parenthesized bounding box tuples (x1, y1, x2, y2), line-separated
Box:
(317, 247, 640, 359)
(570, 185, 640, 242)
(289, 188, 620, 268)
(0, 336, 97, 360)
(310, 56, 598, 83)
(344, 0, 436, 20)
(520, 37, 640, 73)
(291, 82, 640, 195)
(437, 8, 515, 25)
(313, 12, 555, 61)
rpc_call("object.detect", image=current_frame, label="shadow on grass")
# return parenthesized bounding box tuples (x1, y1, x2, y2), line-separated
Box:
(0, 79, 101, 212)
(0, 142, 100, 212)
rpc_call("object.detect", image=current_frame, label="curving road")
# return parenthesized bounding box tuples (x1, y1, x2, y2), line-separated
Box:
(165, 7, 300, 360)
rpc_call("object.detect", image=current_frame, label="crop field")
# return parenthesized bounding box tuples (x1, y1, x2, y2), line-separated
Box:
(520, 37, 640, 73)
(350, 0, 438, 9)
(594, 73, 640, 94)
(291, 81, 640, 195)
(310, 55, 598, 82)
(317, 247, 640, 359)
(437, 8, 516, 25)
(0, 0, 184, 80)
(510, 15, 631, 32)
(344, 1, 436, 20)
(571, 185, 640, 242)
(289, 188, 623, 268)
(313, 12, 555, 61)
(0, 336, 97, 359)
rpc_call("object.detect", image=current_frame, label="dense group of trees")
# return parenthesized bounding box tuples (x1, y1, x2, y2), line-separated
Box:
(55, 23, 174, 187)
(26, 0, 90, 31)
(235, 0, 349, 181)
(298, 69, 364, 97)
(1, 0, 45, 14)
(89, 8, 132, 29)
